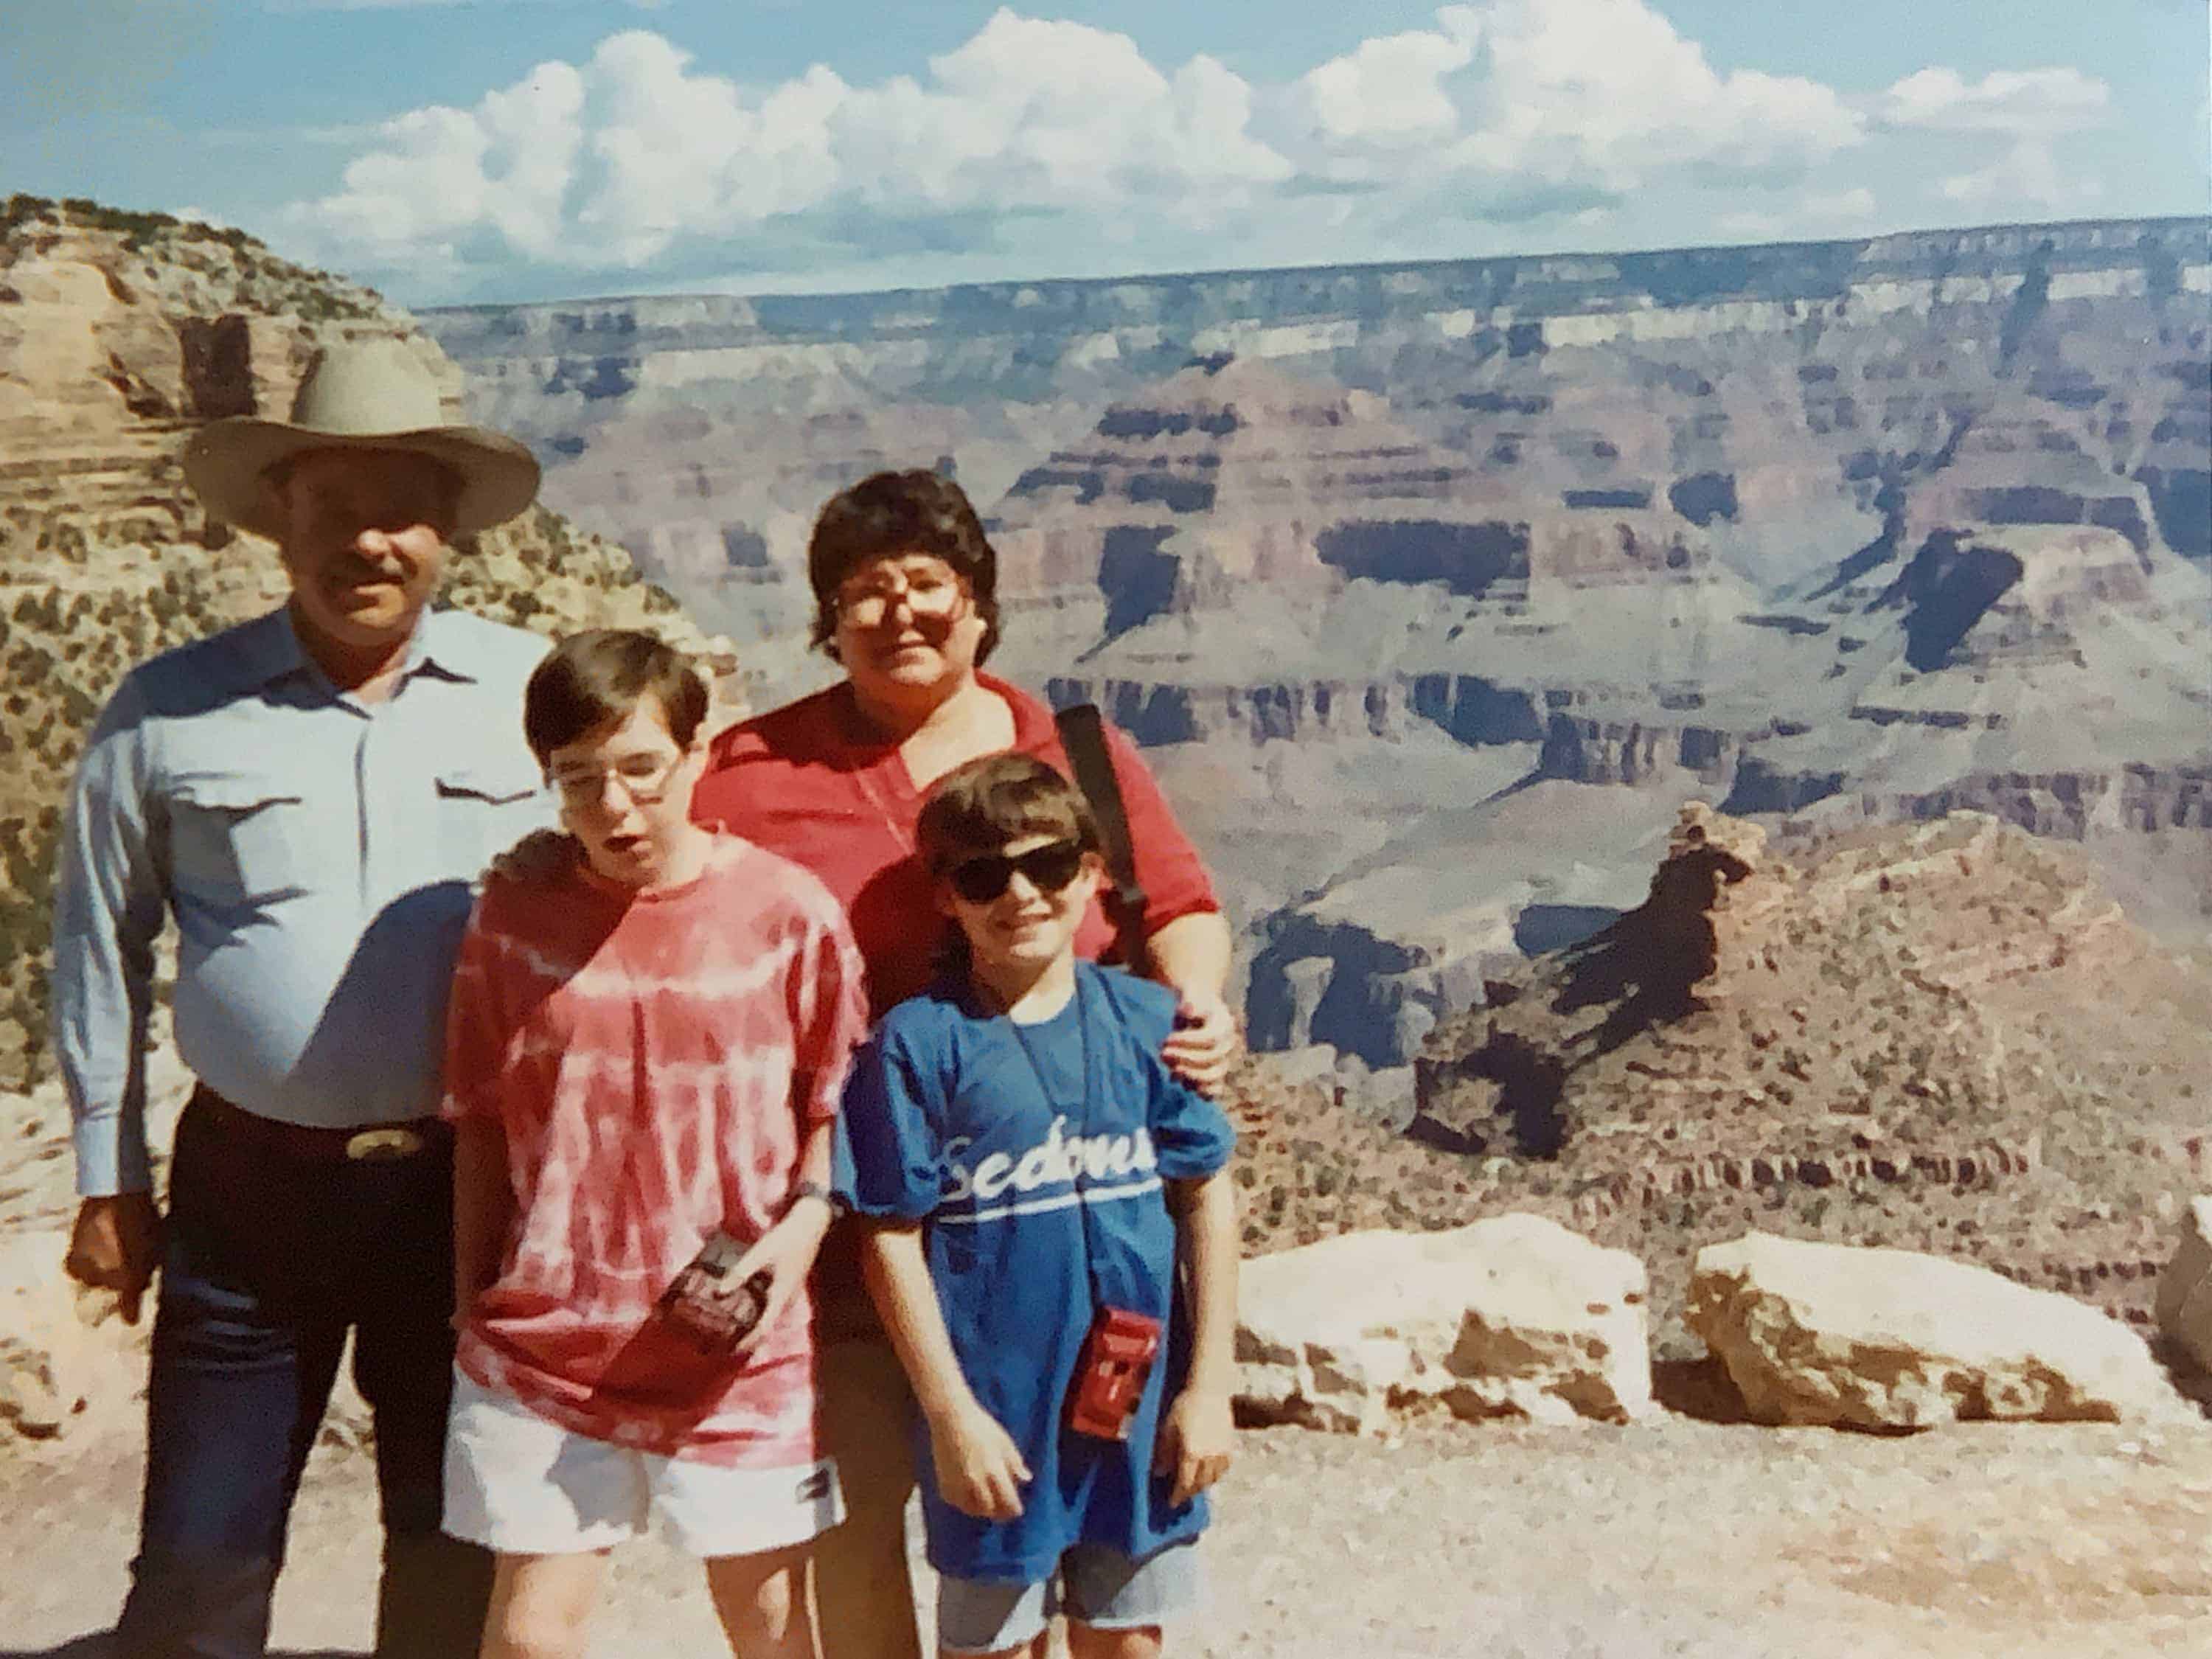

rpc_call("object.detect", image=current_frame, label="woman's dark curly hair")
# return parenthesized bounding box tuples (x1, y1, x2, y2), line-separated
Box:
(807, 469, 1000, 664)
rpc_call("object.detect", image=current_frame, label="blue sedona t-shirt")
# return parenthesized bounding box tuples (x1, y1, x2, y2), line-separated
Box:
(833, 961, 1237, 1584)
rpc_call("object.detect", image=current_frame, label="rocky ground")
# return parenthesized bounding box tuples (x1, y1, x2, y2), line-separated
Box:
(10, 1036, 2212, 1654)
(5, 1406, 2212, 1657)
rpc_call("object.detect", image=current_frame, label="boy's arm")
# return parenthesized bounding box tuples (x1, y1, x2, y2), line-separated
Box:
(451, 1116, 512, 1328)
(727, 1116, 839, 1360)
(793, 1111, 835, 1189)
(1157, 1169, 1239, 1506)
(729, 902, 869, 1357)
(860, 1220, 1032, 1520)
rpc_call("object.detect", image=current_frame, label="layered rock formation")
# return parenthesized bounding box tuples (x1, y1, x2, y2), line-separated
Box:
(425, 217, 2212, 1065)
(1231, 804, 2212, 1357)
(0, 195, 713, 1086)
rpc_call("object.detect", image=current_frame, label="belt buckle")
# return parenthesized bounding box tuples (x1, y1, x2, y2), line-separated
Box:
(344, 1127, 425, 1163)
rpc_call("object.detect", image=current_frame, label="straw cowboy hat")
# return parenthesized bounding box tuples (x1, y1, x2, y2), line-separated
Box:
(182, 337, 540, 541)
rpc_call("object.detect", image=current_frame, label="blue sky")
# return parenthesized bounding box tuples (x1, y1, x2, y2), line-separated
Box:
(5, 0, 2207, 305)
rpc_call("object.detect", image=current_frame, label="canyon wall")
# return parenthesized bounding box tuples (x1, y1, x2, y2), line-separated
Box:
(419, 216, 2212, 1064)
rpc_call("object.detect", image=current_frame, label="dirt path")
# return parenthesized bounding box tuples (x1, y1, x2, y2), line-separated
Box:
(6, 1411, 2212, 1658)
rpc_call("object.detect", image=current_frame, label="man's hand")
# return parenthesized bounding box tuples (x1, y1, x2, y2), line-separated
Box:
(64, 1194, 162, 1325)
(725, 1197, 836, 1363)
(484, 828, 577, 887)
(928, 1402, 1031, 1520)
(1154, 1385, 1234, 1506)
(1161, 988, 1239, 1096)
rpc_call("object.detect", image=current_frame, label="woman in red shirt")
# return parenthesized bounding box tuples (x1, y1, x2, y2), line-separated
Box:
(689, 470, 1237, 1659)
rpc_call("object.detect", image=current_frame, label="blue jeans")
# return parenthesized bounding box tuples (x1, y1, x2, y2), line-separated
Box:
(115, 1093, 493, 1659)
(936, 1540, 1208, 1655)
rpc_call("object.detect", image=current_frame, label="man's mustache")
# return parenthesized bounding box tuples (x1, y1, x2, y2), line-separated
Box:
(333, 556, 408, 582)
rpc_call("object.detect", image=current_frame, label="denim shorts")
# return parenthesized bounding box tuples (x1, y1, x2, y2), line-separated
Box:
(938, 1539, 1206, 1654)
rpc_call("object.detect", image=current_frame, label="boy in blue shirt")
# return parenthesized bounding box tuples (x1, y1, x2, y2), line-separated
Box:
(836, 754, 1239, 1658)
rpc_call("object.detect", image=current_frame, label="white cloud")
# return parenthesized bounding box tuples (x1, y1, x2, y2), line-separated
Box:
(1882, 66, 2110, 135)
(1937, 140, 2102, 212)
(1297, 13, 1481, 147)
(838, 13, 1290, 215)
(1453, 0, 1861, 178)
(288, 9, 1291, 280)
(305, 106, 489, 255)
(1287, 0, 1863, 204)
(273, 1, 2118, 299)
(575, 32, 761, 261)
(1876, 66, 2110, 217)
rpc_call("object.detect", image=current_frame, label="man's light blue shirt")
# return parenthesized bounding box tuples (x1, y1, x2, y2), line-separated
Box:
(52, 605, 555, 1196)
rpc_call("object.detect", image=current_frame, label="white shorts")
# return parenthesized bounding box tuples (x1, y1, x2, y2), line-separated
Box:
(442, 1369, 844, 1558)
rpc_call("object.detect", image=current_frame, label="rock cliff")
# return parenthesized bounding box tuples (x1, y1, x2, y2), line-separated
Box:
(425, 216, 2210, 598)
(1410, 805, 2208, 1349)
(1228, 804, 2212, 1355)
(0, 196, 714, 1087)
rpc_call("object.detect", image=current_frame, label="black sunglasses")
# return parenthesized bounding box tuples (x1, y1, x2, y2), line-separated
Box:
(945, 840, 1088, 904)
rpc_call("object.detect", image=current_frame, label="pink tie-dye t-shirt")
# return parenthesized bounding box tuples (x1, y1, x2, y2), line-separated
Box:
(442, 835, 866, 1467)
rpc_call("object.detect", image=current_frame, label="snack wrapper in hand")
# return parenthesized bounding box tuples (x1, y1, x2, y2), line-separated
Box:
(656, 1230, 773, 1354)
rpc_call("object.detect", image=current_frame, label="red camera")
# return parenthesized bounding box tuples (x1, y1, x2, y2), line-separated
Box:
(1068, 1306, 1162, 1441)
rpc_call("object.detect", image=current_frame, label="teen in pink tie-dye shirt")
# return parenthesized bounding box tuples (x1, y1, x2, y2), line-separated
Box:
(442, 630, 866, 1659)
(444, 835, 861, 1462)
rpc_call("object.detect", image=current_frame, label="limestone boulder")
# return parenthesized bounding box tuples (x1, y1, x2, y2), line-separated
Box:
(2153, 1195, 2212, 1374)
(1688, 1232, 2186, 1430)
(1236, 1214, 1653, 1433)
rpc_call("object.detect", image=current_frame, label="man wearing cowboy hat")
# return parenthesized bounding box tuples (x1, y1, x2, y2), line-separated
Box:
(53, 338, 554, 1658)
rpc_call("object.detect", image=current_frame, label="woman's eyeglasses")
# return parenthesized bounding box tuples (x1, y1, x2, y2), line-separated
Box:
(548, 752, 683, 806)
(835, 565, 969, 628)
(943, 839, 1088, 903)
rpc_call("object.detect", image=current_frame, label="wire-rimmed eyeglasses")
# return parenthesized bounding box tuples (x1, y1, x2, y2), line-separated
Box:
(547, 751, 684, 807)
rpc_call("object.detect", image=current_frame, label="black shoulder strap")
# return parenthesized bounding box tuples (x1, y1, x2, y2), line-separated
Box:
(1054, 702, 1148, 962)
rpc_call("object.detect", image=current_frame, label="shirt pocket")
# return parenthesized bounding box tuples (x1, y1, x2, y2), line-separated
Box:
(434, 761, 546, 877)
(167, 769, 313, 906)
